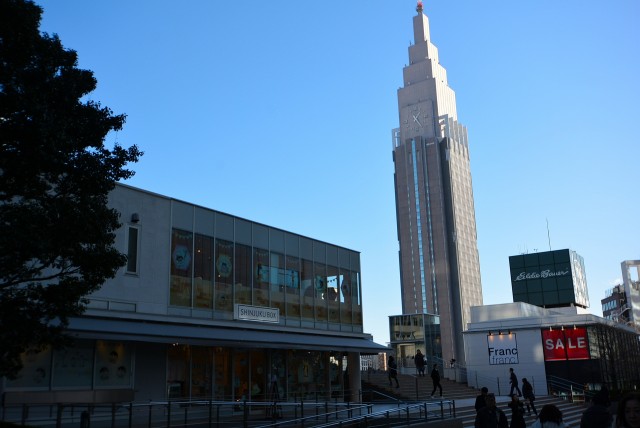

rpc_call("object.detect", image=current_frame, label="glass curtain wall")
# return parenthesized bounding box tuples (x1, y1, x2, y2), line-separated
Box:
(168, 228, 363, 331)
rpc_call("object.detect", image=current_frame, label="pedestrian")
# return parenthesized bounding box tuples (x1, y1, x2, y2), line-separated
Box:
(580, 387, 612, 428)
(475, 393, 508, 428)
(430, 363, 442, 398)
(475, 387, 489, 413)
(616, 392, 640, 428)
(508, 394, 526, 428)
(388, 356, 399, 388)
(521, 378, 537, 416)
(508, 368, 522, 397)
(415, 349, 426, 377)
(531, 404, 566, 428)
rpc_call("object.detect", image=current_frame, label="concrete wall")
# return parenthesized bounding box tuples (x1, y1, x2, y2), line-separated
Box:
(464, 328, 547, 397)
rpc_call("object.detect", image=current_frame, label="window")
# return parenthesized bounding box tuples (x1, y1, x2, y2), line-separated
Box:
(170, 229, 193, 307)
(126, 226, 139, 274)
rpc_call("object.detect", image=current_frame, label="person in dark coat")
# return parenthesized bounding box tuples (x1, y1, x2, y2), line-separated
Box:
(508, 394, 526, 428)
(521, 378, 537, 416)
(580, 387, 613, 428)
(430, 363, 442, 398)
(387, 356, 399, 388)
(509, 368, 522, 397)
(475, 387, 489, 413)
(415, 349, 426, 377)
(475, 393, 509, 428)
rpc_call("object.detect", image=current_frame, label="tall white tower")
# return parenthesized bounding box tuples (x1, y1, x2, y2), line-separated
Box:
(392, 1, 482, 365)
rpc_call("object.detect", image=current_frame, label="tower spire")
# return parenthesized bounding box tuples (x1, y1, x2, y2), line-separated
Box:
(416, 1, 423, 14)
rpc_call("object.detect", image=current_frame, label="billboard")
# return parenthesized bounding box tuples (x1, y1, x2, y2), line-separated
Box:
(542, 327, 589, 361)
(487, 333, 519, 365)
(509, 249, 589, 308)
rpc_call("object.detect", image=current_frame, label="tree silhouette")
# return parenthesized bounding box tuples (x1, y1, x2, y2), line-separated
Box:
(0, 0, 142, 377)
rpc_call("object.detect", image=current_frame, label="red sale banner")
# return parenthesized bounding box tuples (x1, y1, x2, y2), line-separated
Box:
(564, 328, 590, 360)
(542, 328, 590, 361)
(542, 329, 567, 361)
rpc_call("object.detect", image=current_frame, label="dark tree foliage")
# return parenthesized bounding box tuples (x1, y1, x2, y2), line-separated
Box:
(0, 0, 142, 378)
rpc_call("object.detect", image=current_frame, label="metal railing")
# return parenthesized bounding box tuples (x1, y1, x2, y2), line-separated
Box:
(1, 397, 458, 428)
(0, 397, 372, 428)
(546, 375, 593, 404)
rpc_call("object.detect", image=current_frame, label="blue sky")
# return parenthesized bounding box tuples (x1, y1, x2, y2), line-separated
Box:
(38, 1, 639, 345)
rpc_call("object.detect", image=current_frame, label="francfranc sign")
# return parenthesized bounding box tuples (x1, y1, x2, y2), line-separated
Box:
(487, 334, 519, 365)
(234, 304, 279, 323)
(514, 269, 570, 281)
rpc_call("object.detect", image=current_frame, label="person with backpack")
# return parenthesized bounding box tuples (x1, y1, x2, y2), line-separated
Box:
(475, 393, 508, 428)
(521, 377, 537, 416)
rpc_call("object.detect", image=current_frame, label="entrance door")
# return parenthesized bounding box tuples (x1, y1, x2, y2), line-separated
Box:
(398, 343, 416, 374)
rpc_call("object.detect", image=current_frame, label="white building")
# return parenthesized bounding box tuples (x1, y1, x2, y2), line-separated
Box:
(1, 184, 387, 406)
(464, 302, 640, 395)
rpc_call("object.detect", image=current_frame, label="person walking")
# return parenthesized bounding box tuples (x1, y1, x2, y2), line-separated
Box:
(521, 378, 537, 416)
(530, 404, 566, 428)
(475, 387, 489, 413)
(430, 363, 442, 398)
(508, 368, 522, 397)
(387, 356, 399, 388)
(615, 392, 640, 428)
(415, 349, 426, 377)
(508, 394, 526, 428)
(475, 393, 508, 428)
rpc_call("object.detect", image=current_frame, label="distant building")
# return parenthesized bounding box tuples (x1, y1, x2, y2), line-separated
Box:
(601, 284, 626, 322)
(391, 0, 482, 368)
(601, 261, 640, 329)
(509, 249, 589, 309)
(621, 260, 640, 327)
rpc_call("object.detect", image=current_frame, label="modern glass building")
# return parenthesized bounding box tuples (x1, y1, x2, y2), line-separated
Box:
(388, 313, 441, 373)
(1, 184, 387, 405)
(509, 249, 589, 309)
(391, 2, 482, 366)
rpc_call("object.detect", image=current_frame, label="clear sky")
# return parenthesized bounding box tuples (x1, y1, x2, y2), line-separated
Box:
(37, 1, 639, 346)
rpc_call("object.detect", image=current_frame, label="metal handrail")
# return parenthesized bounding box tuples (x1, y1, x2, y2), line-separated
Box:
(547, 375, 592, 403)
(253, 402, 374, 428)
(303, 400, 456, 428)
(359, 388, 406, 405)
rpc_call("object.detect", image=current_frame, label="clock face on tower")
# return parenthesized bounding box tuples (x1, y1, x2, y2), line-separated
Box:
(402, 104, 430, 135)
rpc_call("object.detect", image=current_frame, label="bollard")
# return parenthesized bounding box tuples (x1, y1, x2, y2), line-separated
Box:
(80, 410, 90, 428)
(56, 404, 63, 428)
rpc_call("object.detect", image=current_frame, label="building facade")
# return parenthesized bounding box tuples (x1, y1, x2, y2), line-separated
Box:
(509, 249, 589, 309)
(601, 284, 626, 322)
(1, 184, 387, 404)
(621, 260, 640, 327)
(388, 313, 441, 373)
(391, 2, 482, 365)
(464, 302, 640, 394)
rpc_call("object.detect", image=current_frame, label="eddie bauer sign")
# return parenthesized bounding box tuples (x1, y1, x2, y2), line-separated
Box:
(513, 269, 570, 281)
(487, 333, 519, 365)
(234, 304, 279, 323)
(542, 327, 590, 361)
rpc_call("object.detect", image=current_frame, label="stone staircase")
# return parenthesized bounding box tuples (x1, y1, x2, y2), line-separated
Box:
(362, 371, 479, 401)
(361, 371, 590, 427)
